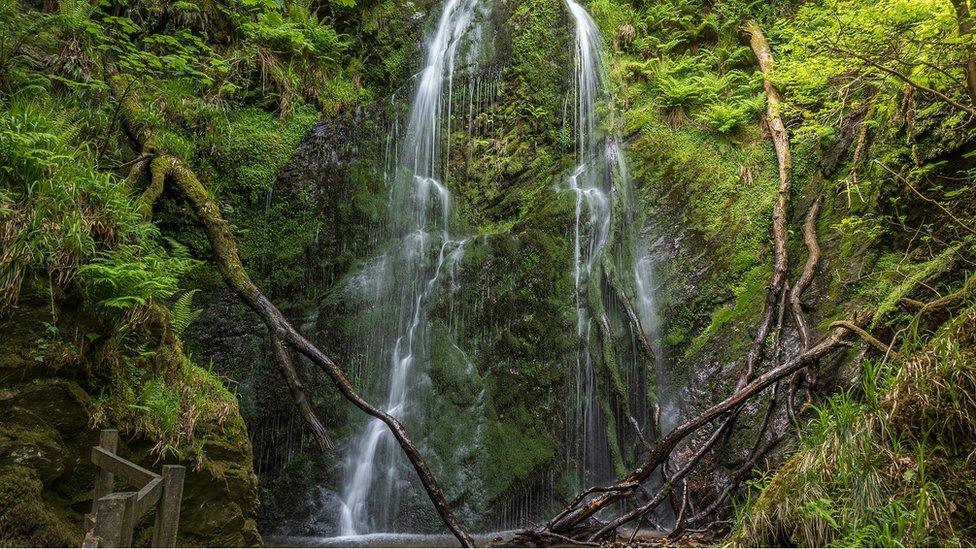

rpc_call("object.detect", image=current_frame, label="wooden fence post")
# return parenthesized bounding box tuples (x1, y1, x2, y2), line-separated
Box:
(87, 429, 119, 534)
(92, 430, 119, 506)
(86, 428, 185, 548)
(150, 465, 185, 548)
(93, 492, 134, 548)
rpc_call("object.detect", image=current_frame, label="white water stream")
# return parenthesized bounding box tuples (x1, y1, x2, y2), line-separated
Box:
(563, 0, 670, 485)
(335, 0, 670, 535)
(338, 0, 485, 535)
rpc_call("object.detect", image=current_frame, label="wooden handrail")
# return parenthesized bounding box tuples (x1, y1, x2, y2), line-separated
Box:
(91, 446, 159, 488)
(133, 477, 163, 519)
(83, 430, 184, 548)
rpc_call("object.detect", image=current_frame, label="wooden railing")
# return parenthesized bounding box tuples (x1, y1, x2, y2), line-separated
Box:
(82, 430, 185, 548)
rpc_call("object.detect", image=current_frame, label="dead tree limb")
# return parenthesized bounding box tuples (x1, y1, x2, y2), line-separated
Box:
(789, 197, 823, 352)
(271, 334, 335, 451)
(898, 271, 976, 316)
(137, 153, 336, 453)
(587, 412, 740, 541)
(545, 482, 639, 530)
(786, 198, 823, 417)
(922, 272, 976, 314)
(556, 27, 804, 539)
(671, 428, 786, 537)
(626, 285, 788, 542)
(108, 73, 473, 547)
(536, 325, 852, 536)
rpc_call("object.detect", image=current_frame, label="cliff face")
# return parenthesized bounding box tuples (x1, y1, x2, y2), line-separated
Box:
(3, 0, 973, 543)
(220, 0, 975, 542)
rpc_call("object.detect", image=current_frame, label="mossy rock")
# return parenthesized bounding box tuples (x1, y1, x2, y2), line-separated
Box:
(0, 465, 81, 547)
(0, 294, 262, 547)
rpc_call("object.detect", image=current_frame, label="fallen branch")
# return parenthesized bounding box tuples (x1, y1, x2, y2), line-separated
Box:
(545, 482, 639, 530)
(920, 272, 976, 314)
(535, 324, 852, 536)
(271, 334, 335, 451)
(672, 428, 786, 537)
(547, 25, 805, 540)
(586, 413, 738, 541)
(140, 154, 335, 453)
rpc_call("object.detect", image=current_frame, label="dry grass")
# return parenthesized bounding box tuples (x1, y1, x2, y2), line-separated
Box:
(732, 304, 976, 547)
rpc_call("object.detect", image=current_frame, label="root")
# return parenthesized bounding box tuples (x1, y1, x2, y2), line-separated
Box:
(829, 319, 896, 356)
(789, 197, 823, 352)
(739, 19, 793, 388)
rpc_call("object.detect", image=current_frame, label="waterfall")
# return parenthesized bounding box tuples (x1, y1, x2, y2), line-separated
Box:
(338, 0, 486, 535)
(563, 0, 667, 487)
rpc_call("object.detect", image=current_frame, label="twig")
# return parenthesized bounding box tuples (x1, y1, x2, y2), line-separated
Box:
(875, 161, 976, 236)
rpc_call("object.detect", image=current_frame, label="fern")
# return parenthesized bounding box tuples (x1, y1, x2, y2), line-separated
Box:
(170, 289, 203, 335)
(79, 244, 200, 312)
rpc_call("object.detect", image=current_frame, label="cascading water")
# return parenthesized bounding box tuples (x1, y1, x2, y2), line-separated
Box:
(338, 0, 487, 535)
(563, 0, 668, 486)
(564, 0, 614, 485)
(329, 0, 671, 536)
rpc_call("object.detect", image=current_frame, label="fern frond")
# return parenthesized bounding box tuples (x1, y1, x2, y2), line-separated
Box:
(171, 289, 203, 335)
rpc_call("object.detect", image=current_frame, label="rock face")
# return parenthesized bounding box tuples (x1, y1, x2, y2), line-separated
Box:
(190, 0, 661, 534)
(0, 296, 261, 547)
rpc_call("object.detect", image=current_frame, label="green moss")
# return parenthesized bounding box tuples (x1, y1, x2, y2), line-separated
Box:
(0, 466, 80, 547)
(448, 0, 573, 232)
(481, 418, 556, 502)
(686, 264, 770, 359)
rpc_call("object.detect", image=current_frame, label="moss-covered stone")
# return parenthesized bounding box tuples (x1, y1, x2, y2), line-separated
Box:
(0, 293, 260, 547)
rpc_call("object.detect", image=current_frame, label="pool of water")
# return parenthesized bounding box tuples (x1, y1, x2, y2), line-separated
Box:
(266, 531, 515, 548)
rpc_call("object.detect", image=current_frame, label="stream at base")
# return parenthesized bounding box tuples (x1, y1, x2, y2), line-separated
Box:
(267, 528, 671, 548)
(267, 532, 515, 548)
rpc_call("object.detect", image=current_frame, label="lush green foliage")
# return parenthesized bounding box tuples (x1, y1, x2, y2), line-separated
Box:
(735, 306, 976, 546)
(0, 98, 189, 313)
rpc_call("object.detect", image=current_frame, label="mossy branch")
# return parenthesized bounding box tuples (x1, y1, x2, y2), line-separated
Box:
(108, 72, 473, 546)
(828, 320, 896, 356)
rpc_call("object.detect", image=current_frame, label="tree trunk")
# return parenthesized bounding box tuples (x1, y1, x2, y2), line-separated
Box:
(951, 0, 976, 105)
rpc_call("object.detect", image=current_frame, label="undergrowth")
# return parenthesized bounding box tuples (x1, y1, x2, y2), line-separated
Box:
(734, 306, 976, 547)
